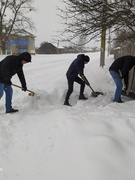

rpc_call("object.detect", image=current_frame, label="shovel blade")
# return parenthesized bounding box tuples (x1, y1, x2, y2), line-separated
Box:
(28, 92, 35, 96)
(91, 91, 104, 97)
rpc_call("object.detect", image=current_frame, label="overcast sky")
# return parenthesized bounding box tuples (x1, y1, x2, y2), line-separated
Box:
(32, 0, 63, 47)
(32, 0, 100, 48)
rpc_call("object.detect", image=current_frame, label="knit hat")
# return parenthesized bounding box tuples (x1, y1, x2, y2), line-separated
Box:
(18, 52, 31, 62)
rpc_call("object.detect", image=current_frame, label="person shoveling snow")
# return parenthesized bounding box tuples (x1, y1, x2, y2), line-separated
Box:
(0, 52, 31, 113)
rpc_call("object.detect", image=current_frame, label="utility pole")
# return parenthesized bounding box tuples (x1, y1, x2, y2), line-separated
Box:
(100, 0, 107, 67)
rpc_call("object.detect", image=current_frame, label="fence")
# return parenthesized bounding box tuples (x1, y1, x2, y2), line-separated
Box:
(0, 50, 12, 55)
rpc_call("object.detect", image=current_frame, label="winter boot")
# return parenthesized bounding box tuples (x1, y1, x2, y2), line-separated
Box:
(113, 97, 124, 103)
(118, 99, 124, 103)
(79, 94, 88, 100)
(113, 99, 124, 103)
(6, 108, 19, 114)
(64, 100, 71, 106)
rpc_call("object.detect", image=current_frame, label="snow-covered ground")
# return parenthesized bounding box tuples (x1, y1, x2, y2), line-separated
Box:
(0, 52, 135, 180)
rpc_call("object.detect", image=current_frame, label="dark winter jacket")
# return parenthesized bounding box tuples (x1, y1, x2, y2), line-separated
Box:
(66, 54, 86, 79)
(0, 55, 27, 88)
(109, 55, 135, 87)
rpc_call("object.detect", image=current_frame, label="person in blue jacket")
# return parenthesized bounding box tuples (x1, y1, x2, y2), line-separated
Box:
(64, 54, 90, 106)
(0, 52, 31, 113)
(109, 55, 135, 103)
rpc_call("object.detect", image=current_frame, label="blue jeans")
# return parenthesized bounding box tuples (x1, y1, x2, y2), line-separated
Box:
(0, 83, 13, 112)
(109, 70, 123, 102)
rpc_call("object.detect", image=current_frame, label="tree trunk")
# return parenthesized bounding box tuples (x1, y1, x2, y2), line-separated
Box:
(100, 25, 106, 67)
(1, 40, 6, 54)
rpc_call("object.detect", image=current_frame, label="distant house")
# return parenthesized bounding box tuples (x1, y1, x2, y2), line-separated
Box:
(37, 42, 65, 54)
(37, 42, 56, 54)
(64, 46, 79, 53)
(5, 33, 35, 55)
(53, 43, 65, 54)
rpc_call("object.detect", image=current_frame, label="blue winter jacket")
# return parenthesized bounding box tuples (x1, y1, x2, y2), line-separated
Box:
(66, 54, 85, 79)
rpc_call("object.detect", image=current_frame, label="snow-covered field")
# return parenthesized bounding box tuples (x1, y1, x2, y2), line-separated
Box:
(1, 52, 135, 180)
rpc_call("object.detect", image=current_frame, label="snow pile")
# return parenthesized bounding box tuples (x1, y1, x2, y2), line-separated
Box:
(0, 52, 135, 180)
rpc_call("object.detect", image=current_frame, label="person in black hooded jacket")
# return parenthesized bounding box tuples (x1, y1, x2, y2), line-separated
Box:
(109, 55, 135, 103)
(0, 52, 31, 113)
(64, 54, 90, 106)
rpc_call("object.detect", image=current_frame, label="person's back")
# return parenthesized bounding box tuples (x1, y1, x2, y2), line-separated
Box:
(0, 55, 22, 80)
(66, 54, 85, 78)
(109, 55, 135, 75)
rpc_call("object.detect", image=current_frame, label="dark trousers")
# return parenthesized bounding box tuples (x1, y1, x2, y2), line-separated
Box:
(65, 76, 85, 101)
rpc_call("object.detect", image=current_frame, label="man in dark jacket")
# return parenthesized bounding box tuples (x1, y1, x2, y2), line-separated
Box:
(64, 54, 90, 106)
(109, 55, 135, 103)
(0, 52, 31, 113)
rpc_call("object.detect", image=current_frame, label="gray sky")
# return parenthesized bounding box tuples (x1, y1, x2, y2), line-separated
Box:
(32, 0, 63, 47)
(32, 0, 100, 48)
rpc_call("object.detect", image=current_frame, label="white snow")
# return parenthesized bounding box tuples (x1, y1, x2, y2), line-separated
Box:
(1, 52, 135, 180)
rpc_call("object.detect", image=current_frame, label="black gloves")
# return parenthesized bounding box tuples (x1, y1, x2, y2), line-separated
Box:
(121, 76, 124, 79)
(85, 80, 90, 86)
(22, 86, 27, 91)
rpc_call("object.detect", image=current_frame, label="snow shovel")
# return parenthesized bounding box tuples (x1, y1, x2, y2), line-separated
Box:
(88, 84, 104, 97)
(119, 70, 129, 95)
(12, 84, 35, 96)
(81, 75, 103, 97)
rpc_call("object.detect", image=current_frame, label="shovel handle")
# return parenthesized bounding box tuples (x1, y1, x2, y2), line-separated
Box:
(12, 84, 35, 96)
(88, 84, 96, 93)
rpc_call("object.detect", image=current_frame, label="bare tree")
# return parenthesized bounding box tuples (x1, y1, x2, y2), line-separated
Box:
(113, 28, 135, 48)
(58, 0, 135, 45)
(75, 35, 88, 51)
(0, 0, 36, 54)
